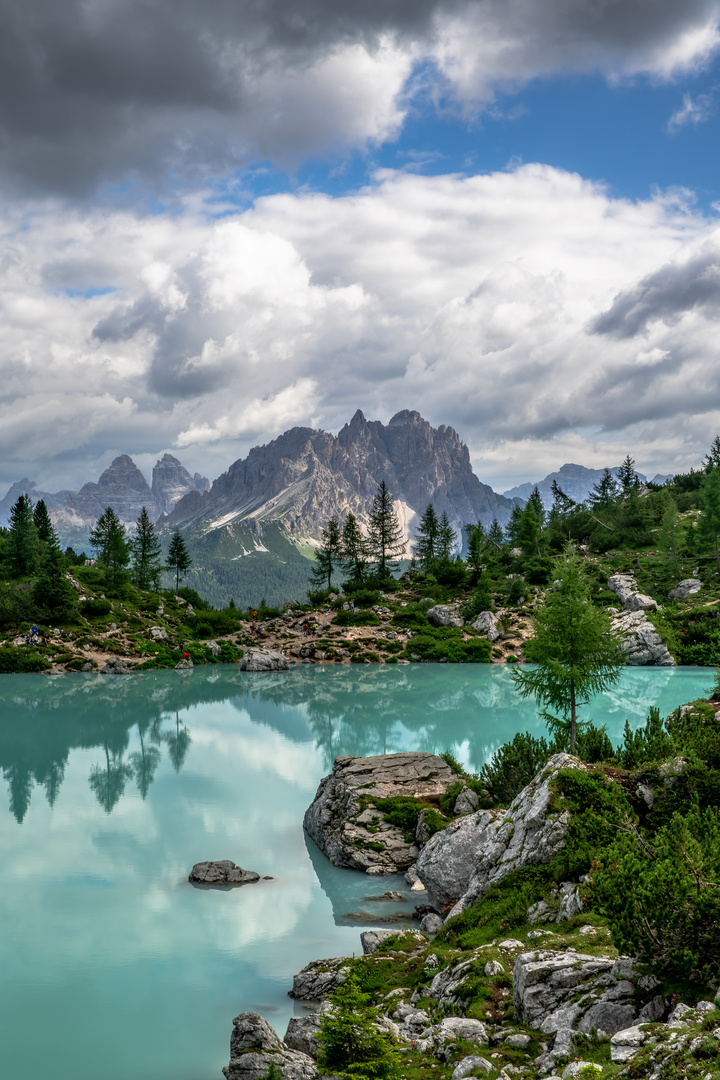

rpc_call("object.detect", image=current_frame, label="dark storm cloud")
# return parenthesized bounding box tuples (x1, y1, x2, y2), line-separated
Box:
(0, 0, 715, 195)
(591, 247, 720, 338)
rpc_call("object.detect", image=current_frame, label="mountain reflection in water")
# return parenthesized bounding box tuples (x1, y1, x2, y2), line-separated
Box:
(0, 663, 711, 824)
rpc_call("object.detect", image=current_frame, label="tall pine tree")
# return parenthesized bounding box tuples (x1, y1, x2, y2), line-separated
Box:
(166, 529, 192, 594)
(310, 516, 343, 591)
(7, 494, 39, 576)
(367, 481, 405, 579)
(436, 511, 456, 561)
(33, 531, 75, 616)
(130, 507, 162, 590)
(341, 513, 368, 584)
(414, 504, 439, 570)
(33, 499, 57, 545)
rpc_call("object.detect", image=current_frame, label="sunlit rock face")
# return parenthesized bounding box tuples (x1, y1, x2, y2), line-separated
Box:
(151, 453, 210, 516)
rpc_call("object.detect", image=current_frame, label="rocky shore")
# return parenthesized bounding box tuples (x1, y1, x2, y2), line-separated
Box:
(219, 728, 720, 1080)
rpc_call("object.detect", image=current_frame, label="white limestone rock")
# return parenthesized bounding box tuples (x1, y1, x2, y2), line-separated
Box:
(416, 808, 505, 911)
(669, 578, 702, 600)
(442, 754, 586, 918)
(609, 1024, 649, 1064)
(427, 604, 465, 628)
(240, 648, 289, 672)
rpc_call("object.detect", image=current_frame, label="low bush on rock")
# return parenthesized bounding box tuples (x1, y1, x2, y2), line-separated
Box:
(479, 731, 551, 805)
(80, 598, 112, 618)
(334, 610, 382, 627)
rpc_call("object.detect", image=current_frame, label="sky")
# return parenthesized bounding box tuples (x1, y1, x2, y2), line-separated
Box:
(1, 0, 720, 495)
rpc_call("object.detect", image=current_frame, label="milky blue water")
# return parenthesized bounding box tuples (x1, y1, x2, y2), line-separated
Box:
(0, 664, 712, 1080)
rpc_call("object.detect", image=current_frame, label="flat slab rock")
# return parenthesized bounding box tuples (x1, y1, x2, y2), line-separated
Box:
(304, 751, 456, 873)
(189, 860, 260, 885)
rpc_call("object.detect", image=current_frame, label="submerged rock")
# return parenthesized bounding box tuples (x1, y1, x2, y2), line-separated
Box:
(188, 860, 260, 886)
(303, 752, 456, 873)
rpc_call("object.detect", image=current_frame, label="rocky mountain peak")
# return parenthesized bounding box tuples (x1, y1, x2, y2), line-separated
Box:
(152, 453, 210, 515)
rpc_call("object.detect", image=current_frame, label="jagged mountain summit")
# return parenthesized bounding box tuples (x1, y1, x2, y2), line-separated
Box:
(0, 454, 210, 542)
(166, 409, 517, 544)
(503, 462, 650, 509)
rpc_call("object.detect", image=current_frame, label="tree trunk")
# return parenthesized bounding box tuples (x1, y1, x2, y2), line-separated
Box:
(570, 682, 577, 754)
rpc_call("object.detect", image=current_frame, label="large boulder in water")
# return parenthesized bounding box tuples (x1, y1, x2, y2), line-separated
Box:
(304, 752, 456, 874)
(188, 860, 260, 885)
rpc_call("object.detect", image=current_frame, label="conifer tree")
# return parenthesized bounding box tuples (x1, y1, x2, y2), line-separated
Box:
(657, 494, 681, 565)
(550, 479, 575, 517)
(130, 506, 162, 590)
(588, 468, 620, 510)
(367, 481, 405, 579)
(436, 511, 456, 562)
(341, 513, 368, 584)
(33, 499, 57, 545)
(317, 971, 400, 1080)
(414, 504, 439, 569)
(464, 519, 487, 580)
(33, 531, 75, 616)
(7, 494, 40, 576)
(512, 543, 625, 752)
(700, 467, 720, 577)
(166, 529, 192, 594)
(487, 517, 505, 548)
(617, 454, 640, 497)
(705, 435, 720, 472)
(89, 507, 129, 589)
(310, 516, 343, 591)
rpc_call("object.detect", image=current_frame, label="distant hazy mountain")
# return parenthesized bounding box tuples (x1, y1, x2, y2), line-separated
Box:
(0, 454, 210, 544)
(502, 462, 649, 509)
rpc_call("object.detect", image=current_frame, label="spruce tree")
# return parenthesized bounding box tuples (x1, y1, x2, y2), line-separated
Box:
(341, 513, 368, 584)
(7, 494, 40, 576)
(310, 516, 343, 591)
(487, 517, 505, 548)
(33, 499, 57, 545)
(512, 543, 625, 751)
(33, 532, 75, 616)
(367, 481, 405, 579)
(414, 504, 439, 570)
(464, 519, 487, 580)
(705, 435, 720, 472)
(657, 494, 681, 565)
(436, 511, 456, 562)
(166, 529, 192, 594)
(130, 506, 162, 590)
(89, 507, 125, 571)
(588, 468, 620, 510)
(700, 467, 720, 577)
(617, 454, 640, 497)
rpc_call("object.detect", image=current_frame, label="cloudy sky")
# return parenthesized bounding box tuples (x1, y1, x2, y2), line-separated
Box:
(1, 0, 720, 494)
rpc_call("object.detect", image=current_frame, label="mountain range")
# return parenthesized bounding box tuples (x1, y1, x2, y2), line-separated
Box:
(502, 462, 673, 509)
(0, 411, 674, 606)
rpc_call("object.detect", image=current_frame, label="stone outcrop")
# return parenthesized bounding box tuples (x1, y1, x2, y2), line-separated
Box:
(416, 809, 505, 911)
(668, 578, 702, 601)
(610, 609, 675, 666)
(419, 754, 584, 919)
(289, 957, 351, 1001)
(222, 1013, 317, 1080)
(470, 612, 500, 640)
(188, 860, 260, 885)
(101, 657, 133, 674)
(512, 950, 662, 1072)
(240, 648, 289, 672)
(427, 604, 465, 628)
(304, 752, 456, 874)
(606, 572, 675, 665)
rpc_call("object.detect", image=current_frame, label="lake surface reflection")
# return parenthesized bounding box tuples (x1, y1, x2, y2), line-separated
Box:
(0, 664, 712, 1080)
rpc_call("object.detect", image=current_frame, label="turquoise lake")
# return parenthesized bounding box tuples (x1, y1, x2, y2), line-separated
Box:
(0, 663, 713, 1080)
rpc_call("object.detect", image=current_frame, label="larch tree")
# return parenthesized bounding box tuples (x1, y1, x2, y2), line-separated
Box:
(512, 543, 625, 752)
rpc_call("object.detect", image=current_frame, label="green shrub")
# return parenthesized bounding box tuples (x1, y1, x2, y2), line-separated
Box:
(479, 731, 550, 805)
(0, 646, 51, 673)
(317, 972, 400, 1080)
(619, 707, 672, 769)
(195, 621, 214, 638)
(594, 803, 720, 981)
(373, 797, 422, 832)
(552, 767, 636, 881)
(390, 610, 429, 630)
(80, 598, 112, 618)
(334, 610, 381, 627)
(441, 864, 557, 946)
(403, 626, 491, 663)
(348, 588, 381, 608)
(217, 641, 239, 663)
